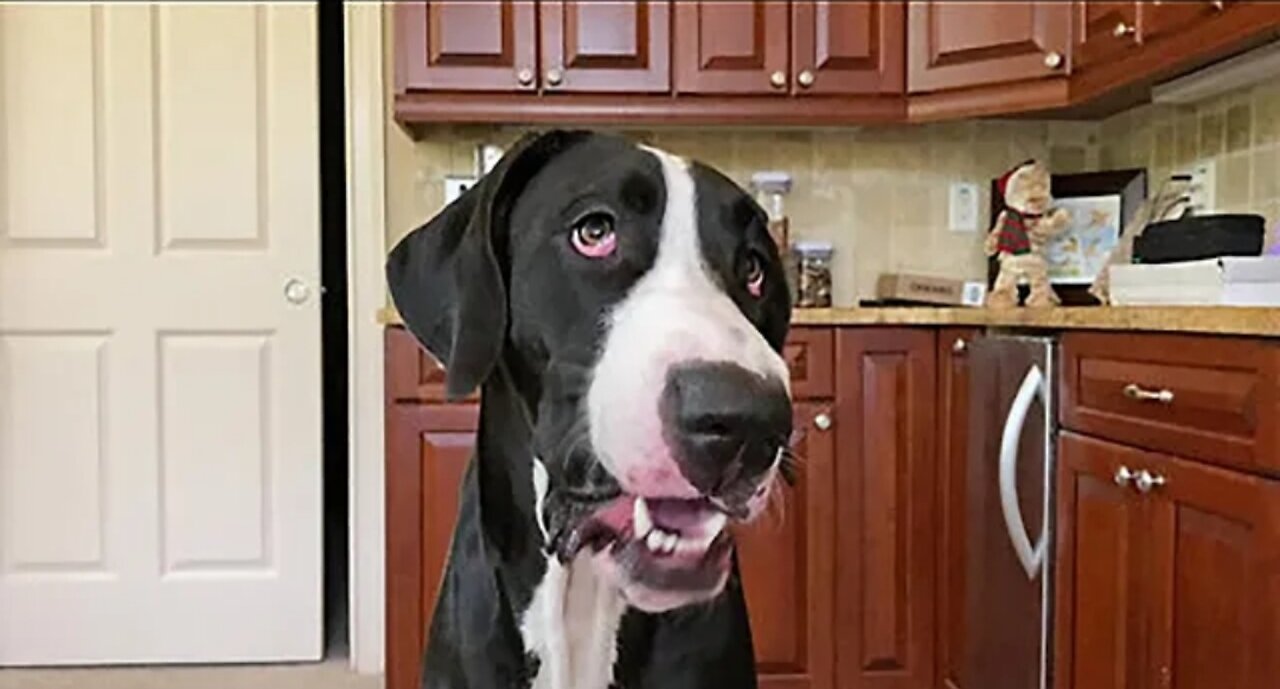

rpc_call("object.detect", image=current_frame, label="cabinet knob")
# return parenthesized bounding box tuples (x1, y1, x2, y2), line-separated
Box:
(1134, 469, 1167, 494)
(797, 69, 815, 88)
(1114, 465, 1136, 487)
(284, 277, 311, 305)
(813, 412, 833, 431)
(770, 70, 787, 89)
(516, 67, 534, 86)
(545, 68, 564, 87)
(1123, 383, 1174, 404)
(1113, 21, 1136, 38)
(1211, 0, 1226, 10)
(952, 338, 967, 353)
(1043, 51, 1064, 69)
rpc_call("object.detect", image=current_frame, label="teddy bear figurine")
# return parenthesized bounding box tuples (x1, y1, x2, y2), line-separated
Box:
(984, 159, 1071, 308)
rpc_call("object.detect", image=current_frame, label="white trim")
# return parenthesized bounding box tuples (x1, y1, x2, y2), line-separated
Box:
(344, 2, 387, 675)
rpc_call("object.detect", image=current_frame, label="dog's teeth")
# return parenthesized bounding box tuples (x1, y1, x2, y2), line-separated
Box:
(633, 497, 653, 538)
(662, 533, 678, 554)
(706, 512, 728, 537)
(646, 530, 665, 552)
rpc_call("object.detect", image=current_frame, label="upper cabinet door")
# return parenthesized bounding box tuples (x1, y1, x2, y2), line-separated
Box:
(674, 1, 790, 95)
(1073, 1, 1142, 71)
(397, 1, 537, 93)
(907, 1, 1071, 92)
(791, 1, 906, 95)
(540, 1, 671, 93)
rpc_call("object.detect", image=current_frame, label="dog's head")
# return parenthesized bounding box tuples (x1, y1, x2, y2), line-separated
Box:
(387, 130, 792, 613)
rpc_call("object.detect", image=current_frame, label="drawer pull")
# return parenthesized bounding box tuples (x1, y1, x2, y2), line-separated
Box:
(1134, 470, 1167, 494)
(1123, 383, 1174, 404)
(1114, 465, 1136, 487)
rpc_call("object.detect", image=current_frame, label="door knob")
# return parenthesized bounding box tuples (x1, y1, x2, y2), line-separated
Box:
(770, 70, 787, 89)
(545, 68, 564, 87)
(1113, 22, 1136, 38)
(284, 278, 311, 305)
(797, 70, 815, 88)
(813, 412, 833, 431)
(1135, 470, 1167, 494)
(1114, 465, 1136, 487)
(1043, 51, 1064, 69)
(516, 67, 534, 86)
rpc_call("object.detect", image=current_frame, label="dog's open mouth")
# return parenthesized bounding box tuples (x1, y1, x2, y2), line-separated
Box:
(568, 495, 737, 598)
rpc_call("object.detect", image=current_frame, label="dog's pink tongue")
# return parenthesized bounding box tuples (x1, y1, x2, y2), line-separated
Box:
(646, 498, 715, 531)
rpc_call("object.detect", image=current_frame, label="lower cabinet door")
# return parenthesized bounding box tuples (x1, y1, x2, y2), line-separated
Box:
(1054, 432, 1149, 689)
(736, 402, 837, 689)
(833, 329, 937, 689)
(1141, 449, 1280, 689)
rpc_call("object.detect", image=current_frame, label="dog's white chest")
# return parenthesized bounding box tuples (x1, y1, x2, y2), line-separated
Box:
(521, 554, 627, 689)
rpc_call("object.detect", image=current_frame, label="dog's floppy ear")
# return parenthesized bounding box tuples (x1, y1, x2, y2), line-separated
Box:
(387, 129, 587, 399)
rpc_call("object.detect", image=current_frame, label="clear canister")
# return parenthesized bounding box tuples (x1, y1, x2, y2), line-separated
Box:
(792, 240, 833, 308)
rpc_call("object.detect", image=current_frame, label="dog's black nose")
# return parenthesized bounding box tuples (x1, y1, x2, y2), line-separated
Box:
(660, 361, 792, 494)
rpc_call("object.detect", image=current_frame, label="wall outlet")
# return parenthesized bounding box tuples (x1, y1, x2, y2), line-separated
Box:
(948, 182, 980, 233)
(1185, 160, 1216, 215)
(444, 175, 479, 204)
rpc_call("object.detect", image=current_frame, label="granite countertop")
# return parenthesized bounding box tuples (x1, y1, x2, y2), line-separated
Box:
(377, 305, 1280, 338)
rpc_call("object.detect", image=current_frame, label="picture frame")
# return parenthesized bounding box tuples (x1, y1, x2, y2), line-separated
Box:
(987, 168, 1148, 306)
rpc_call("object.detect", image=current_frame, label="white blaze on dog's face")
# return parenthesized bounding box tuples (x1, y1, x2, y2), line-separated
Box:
(579, 147, 793, 611)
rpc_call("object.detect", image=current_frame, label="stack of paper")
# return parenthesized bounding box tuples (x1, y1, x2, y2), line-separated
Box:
(1109, 257, 1280, 306)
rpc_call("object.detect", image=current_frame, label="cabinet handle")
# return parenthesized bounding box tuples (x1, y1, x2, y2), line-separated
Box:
(952, 337, 967, 353)
(1134, 469, 1167, 494)
(1113, 21, 1136, 38)
(1114, 465, 1136, 487)
(1211, 0, 1226, 10)
(769, 70, 787, 89)
(797, 69, 815, 88)
(813, 412, 833, 431)
(516, 67, 534, 86)
(545, 68, 564, 87)
(1123, 383, 1174, 404)
(1043, 51, 1064, 69)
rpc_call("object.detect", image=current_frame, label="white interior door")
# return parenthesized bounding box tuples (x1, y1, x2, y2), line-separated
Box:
(0, 4, 323, 665)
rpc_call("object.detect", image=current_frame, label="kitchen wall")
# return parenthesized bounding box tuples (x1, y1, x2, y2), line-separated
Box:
(385, 118, 1102, 305)
(1097, 79, 1280, 244)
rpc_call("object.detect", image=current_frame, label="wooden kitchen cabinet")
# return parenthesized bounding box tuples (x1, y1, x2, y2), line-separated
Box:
(395, 1, 537, 93)
(673, 0, 791, 95)
(1055, 431, 1280, 689)
(736, 400, 836, 689)
(834, 329, 937, 689)
(1073, 1, 1143, 72)
(791, 1, 906, 96)
(906, 1, 1071, 93)
(539, 0, 671, 93)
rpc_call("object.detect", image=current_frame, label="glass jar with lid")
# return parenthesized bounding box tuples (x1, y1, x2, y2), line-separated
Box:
(792, 240, 834, 308)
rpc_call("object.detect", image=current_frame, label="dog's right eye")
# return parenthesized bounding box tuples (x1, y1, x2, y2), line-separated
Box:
(570, 213, 617, 259)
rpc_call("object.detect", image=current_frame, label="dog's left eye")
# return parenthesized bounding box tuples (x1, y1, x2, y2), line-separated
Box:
(745, 252, 765, 297)
(570, 213, 617, 259)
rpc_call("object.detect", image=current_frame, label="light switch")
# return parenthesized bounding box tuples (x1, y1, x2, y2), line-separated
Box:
(444, 175, 479, 204)
(948, 182, 980, 233)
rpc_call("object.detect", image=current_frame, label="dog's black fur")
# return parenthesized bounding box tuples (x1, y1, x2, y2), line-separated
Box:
(387, 130, 792, 689)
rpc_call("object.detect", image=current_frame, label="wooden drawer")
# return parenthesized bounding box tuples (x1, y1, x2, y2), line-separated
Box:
(1061, 332, 1280, 475)
(784, 327, 834, 400)
(388, 324, 836, 402)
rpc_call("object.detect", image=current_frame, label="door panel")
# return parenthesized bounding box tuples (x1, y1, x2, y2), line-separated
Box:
(907, 1, 1071, 92)
(1144, 452, 1280, 689)
(1074, 1, 1142, 71)
(1054, 433, 1148, 689)
(0, 3, 322, 664)
(736, 402, 835, 689)
(674, 0, 790, 95)
(792, 1, 905, 95)
(397, 1, 537, 92)
(835, 329, 936, 689)
(540, 0, 670, 93)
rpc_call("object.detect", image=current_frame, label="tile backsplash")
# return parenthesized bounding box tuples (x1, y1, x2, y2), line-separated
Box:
(1097, 79, 1280, 243)
(386, 120, 1100, 305)
(384, 69, 1278, 307)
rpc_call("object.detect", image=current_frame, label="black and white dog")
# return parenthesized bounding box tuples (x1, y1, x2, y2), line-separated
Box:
(387, 130, 794, 689)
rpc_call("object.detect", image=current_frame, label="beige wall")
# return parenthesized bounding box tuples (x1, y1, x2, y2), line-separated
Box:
(1097, 79, 1280, 246)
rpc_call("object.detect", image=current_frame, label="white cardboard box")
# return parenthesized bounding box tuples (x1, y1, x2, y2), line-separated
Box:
(1109, 257, 1280, 306)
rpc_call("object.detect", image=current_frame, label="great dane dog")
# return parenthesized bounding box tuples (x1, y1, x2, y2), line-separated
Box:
(387, 129, 795, 689)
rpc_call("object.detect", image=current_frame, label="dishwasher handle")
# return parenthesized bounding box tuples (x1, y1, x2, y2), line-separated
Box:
(999, 365, 1048, 580)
